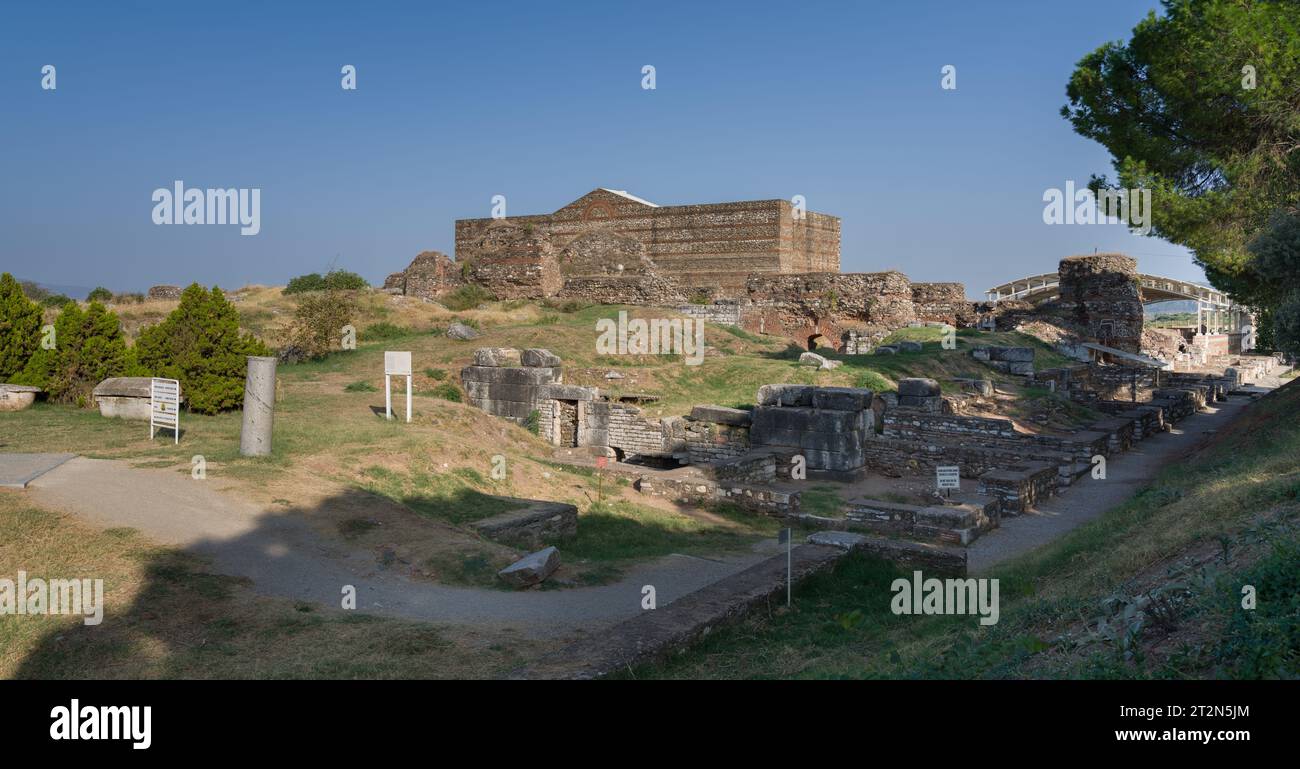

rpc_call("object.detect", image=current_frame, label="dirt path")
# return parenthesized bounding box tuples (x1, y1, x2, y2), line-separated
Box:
(25, 457, 775, 639)
(967, 394, 1256, 573)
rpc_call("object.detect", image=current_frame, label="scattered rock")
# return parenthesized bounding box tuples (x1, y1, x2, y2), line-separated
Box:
(604, 371, 625, 380)
(898, 341, 923, 353)
(798, 351, 841, 370)
(446, 322, 480, 340)
(874, 345, 898, 355)
(498, 546, 560, 588)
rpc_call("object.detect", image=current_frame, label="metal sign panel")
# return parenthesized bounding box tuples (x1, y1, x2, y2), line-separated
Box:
(385, 351, 412, 376)
(936, 465, 961, 490)
(150, 377, 181, 444)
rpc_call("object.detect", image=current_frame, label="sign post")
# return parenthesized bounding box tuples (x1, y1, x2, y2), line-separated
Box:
(936, 465, 961, 498)
(384, 351, 412, 423)
(150, 377, 181, 444)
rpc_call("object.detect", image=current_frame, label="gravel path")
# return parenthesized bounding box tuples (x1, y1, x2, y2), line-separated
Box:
(24, 457, 775, 639)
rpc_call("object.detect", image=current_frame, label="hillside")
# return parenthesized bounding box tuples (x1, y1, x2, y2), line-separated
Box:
(634, 381, 1300, 679)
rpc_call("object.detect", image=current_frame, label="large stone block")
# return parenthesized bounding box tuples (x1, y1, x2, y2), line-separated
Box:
(522, 348, 562, 367)
(689, 404, 753, 426)
(756, 384, 813, 407)
(897, 377, 940, 397)
(498, 547, 560, 588)
(473, 347, 522, 367)
(810, 387, 873, 412)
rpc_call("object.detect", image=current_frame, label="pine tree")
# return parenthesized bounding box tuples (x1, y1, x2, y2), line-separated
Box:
(0, 272, 44, 381)
(21, 301, 129, 404)
(134, 284, 270, 414)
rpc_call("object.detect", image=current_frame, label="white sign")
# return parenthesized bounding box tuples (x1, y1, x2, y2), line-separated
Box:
(936, 465, 960, 490)
(385, 351, 412, 376)
(150, 377, 181, 444)
(384, 351, 412, 423)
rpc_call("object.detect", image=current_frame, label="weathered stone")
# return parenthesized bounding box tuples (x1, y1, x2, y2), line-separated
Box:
(898, 341, 923, 353)
(897, 377, 940, 397)
(497, 546, 560, 588)
(473, 347, 522, 367)
(807, 531, 869, 550)
(756, 384, 813, 407)
(472, 503, 577, 550)
(147, 285, 182, 300)
(0, 384, 39, 412)
(522, 348, 562, 367)
(446, 322, 480, 340)
(810, 387, 873, 412)
(689, 405, 753, 426)
(874, 345, 898, 355)
(799, 351, 829, 368)
(92, 377, 183, 420)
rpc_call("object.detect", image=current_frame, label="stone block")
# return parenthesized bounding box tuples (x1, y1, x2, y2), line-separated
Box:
(474, 347, 522, 367)
(898, 341, 923, 353)
(689, 405, 753, 426)
(897, 377, 940, 397)
(522, 348, 562, 367)
(811, 387, 873, 412)
(756, 384, 813, 407)
(447, 322, 481, 340)
(498, 547, 560, 588)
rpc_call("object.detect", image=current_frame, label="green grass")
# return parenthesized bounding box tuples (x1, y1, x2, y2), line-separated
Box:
(345, 380, 378, 392)
(635, 382, 1300, 679)
(360, 465, 521, 525)
(564, 500, 772, 562)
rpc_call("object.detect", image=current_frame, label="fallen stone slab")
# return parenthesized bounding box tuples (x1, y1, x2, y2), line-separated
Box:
(498, 546, 560, 588)
(471, 501, 577, 550)
(898, 377, 940, 397)
(689, 404, 753, 426)
(446, 322, 480, 340)
(473, 347, 522, 367)
(522, 348, 562, 368)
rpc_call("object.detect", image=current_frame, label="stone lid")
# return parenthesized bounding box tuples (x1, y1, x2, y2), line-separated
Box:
(0, 383, 41, 393)
(91, 376, 185, 401)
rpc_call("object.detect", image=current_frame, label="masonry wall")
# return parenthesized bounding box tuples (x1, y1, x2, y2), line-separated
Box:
(1057, 253, 1144, 353)
(742, 271, 916, 350)
(454, 189, 841, 299)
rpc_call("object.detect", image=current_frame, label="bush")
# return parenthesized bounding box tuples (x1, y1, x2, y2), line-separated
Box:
(362, 321, 410, 341)
(18, 280, 49, 302)
(113, 292, 145, 304)
(441, 284, 495, 312)
(0, 273, 44, 381)
(426, 382, 462, 402)
(283, 269, 369, 295)
(40, 294, 74, 309)
(286, 289, 359, 360)
(523, 409, 540, 435)
(134, 284, 271, 414)
(19, 301, 129, 404)
(86, 287, 114, 303)
(423, 367, 447, 381)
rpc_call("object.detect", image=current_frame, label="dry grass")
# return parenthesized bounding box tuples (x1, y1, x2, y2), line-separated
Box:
(0, 490, 542, 678)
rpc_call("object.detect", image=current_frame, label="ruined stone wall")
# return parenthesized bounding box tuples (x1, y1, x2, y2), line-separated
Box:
(749, 384, 874, 477)
(454, 189, 840, 299)
(742, 271, 916, 350)
(910, 282, 969, 326)
(672, 302, 744, 326)
(556, 275, 688, 305)
(383, 251, 466, 299)
(1056, 253, 1143, 353)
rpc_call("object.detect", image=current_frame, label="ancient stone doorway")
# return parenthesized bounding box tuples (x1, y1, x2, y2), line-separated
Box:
(557, 400, 579, 447)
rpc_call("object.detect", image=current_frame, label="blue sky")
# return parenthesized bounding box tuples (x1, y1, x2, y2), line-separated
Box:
(0, 0, 1202, 298)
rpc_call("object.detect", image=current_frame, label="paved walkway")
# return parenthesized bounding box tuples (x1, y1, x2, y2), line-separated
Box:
(967, 395, 1251, 573)
(0, 453, 76, 489)
(24, 457, 774, 638)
